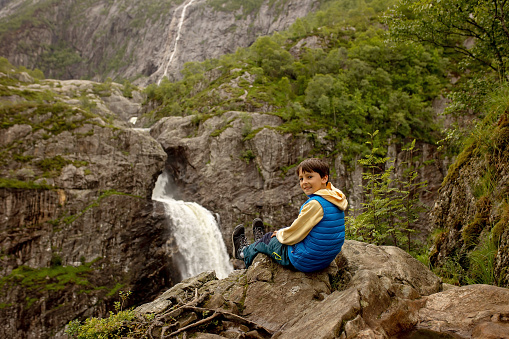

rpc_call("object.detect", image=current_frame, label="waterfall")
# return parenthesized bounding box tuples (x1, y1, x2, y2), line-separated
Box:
(157, 0, 197, 85)
(152, 171, 233, 280)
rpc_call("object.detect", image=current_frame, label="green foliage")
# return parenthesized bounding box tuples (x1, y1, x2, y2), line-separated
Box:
(465, 233, 497, 285)
(128, 0, 179, 28)
(240, 149, 256, 163)
(0, 178, 52, 189)
(66, 307, 136, 339)
(493, 200, 509, 245)
(40, 42, 82, 78)
(79, 96, 98, 112)
(0, 0, 60, 37)
(0, 83, 55, 102)
(92, 78, 113, 97)
(122, 80, 135, 98)
(427, 82, 509, 287)
(207, 0, 297, 18)
(443, 77, 499, 119)
(347, 131, 427, 251)
(1, 101, 79, 132)
(386, 0, 509, 80)
(0, 57, 45, 81)
(0, 263, 94, 292)
(240, 113, 253, 139)
(0, 57, 14, 74)
(50, 254, 63, 268)
(37, 155, 71, 176)
(444, 82, 509, 186)
(431, 254, 465, 286)
(65, 290, 147, 339)
(107, 283, 125, 297)
(210, 118, 236, 137)
(144, 0, 448, 164)
(423, 228, 498, 286)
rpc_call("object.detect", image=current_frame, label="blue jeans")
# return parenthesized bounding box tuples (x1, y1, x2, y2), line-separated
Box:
(242, 232, 293, 268)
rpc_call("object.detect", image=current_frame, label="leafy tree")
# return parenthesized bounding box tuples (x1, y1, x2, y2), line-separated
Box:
(250, 36, 293, 78)
(304, 74, 334, 111)
(386, 0, 509, 80)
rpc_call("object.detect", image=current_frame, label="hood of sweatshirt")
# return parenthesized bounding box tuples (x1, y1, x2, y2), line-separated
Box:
(313, 182, 348, 211)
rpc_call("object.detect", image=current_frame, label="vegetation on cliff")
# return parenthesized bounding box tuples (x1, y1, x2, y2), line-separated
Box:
(386, 0, 509, 287)
(429, 83, 509, 286)
(144, 0, 449, 166)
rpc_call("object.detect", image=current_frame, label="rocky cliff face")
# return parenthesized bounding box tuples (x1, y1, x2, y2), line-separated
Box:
(0, 66, 451, 337)
(150, 109, 447, 255)
(0, 0, 324, 84)
(0, 72, 178, 338)
(430, 113, 509, 287)
(134, 240, 509, 338)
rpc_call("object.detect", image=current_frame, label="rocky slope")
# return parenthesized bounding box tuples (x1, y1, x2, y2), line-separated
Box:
(0, 0, 325, 84)
(133, 240, 509, 338)
(430, 107, 509, 287)
(0, 69, 178, 338)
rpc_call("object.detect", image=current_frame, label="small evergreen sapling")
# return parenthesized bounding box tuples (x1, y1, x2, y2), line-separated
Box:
(347, 131, 428, 252)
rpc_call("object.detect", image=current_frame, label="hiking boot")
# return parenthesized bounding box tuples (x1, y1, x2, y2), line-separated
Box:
(252, 218, 265, 242)
(232, 224, 248, 259)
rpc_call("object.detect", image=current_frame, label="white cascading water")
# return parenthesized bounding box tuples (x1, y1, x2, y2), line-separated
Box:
(157, 0, 197, 84)
(152, 171, 233, 280)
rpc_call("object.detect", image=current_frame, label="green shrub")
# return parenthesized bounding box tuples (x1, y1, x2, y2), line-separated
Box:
(0, 263, 93, 292)
(66, 309, 136, 339)
(37, 155, 71, 176)
(241, 149, 256, 164)
(92, 79, 113, 97)
(465, 233, 497, 285)
(65, 291, 143, 339)
(122, 80, 135, 98)
(0, 178, 52, 189)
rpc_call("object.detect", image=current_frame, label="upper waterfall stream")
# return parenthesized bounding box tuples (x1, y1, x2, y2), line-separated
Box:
(152, 171, 233, 280)
(157, 0, 197, 84)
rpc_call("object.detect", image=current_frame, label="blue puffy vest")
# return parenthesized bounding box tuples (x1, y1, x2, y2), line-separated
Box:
(288, 195, 345, 272)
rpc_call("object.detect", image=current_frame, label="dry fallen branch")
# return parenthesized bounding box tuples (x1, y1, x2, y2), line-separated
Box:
(156, 288, 210, 324)
(166, 312, 220, 337)
(146, 289, 273, 338)
(181, 306, 272, 334)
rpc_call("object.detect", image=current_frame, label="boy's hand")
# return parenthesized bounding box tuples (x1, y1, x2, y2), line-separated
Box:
(271, 231, 277, 238)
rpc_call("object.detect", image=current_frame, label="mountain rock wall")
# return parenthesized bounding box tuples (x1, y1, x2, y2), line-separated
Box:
(0, 76, 176, 338)
(0, 0, 324, 84)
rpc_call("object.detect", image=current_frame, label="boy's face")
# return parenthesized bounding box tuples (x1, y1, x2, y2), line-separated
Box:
(298, 169, 328, 195)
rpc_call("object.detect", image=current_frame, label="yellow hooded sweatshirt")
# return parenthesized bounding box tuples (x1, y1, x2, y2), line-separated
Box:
(276, 182, 348, 245)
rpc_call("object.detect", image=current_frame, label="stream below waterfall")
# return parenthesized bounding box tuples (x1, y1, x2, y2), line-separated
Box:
(152, 170, 233, 280)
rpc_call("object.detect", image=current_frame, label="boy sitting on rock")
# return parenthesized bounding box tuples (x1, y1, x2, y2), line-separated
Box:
(232, 158, 348, 272)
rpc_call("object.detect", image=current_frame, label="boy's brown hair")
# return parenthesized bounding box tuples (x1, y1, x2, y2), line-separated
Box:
(295, 158, 329, 179)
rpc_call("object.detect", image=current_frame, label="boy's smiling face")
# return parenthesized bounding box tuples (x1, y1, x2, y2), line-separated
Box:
(298, 168, 328, 195)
